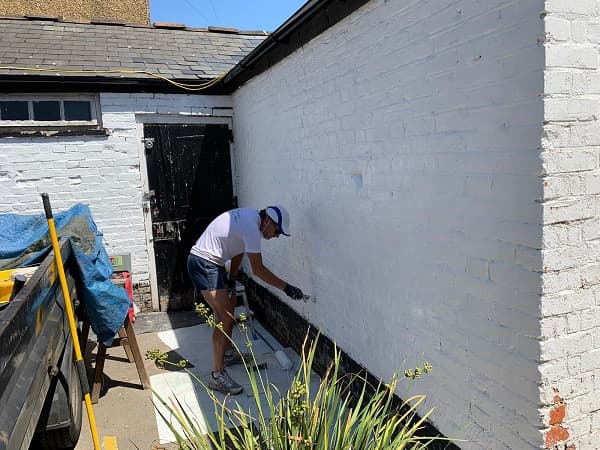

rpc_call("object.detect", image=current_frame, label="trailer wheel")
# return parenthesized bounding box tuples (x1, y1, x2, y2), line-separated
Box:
(34, 357, 83, 449)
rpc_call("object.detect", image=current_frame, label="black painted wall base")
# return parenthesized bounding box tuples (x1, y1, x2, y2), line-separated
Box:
(240, 272, 460, 450)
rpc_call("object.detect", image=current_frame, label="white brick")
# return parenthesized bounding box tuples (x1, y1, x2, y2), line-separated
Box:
(541, 149, 597, 174)
(543, 222, 582, 249)
(587, 21, 600, 43)
(572, 20, 588, 43)
(546, 0, 599, 15)
(541, 332, 594, 361)
(543, 245, 591, 271)
(543, 174, 586, 200)
(582, 220, 600, 240)
(572, 72, 600, 95)
(571, 123, 600, 146)
(543, 197, 595, 224)
(584, 173, 600, 194)
(545, 98, 599, 122)
(546, 45, 598, 69)
(542, 316, 569, 338)
(541, 289, 595, 315)
(569, 416, 593, 439)
(542, 123, 571, 148)
(545, 16, 572, 41)
(579, 349, 600, 373)
(545, 71, 573, 94)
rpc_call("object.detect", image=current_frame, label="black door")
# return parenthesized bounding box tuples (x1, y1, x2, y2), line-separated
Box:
(143, 124, 235, 310)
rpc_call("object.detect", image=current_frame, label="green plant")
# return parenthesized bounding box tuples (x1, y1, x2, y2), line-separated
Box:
(145, 303, 453, 449)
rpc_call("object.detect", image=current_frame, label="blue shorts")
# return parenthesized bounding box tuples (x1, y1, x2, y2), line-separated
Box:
(187, 254, 227, 291)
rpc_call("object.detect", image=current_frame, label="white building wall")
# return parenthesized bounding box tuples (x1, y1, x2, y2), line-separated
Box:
(233, 0, 545, 448)
(541, 1, 600, 448)
(0, 92, 232, 301)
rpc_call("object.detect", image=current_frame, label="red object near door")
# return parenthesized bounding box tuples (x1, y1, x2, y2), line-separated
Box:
(111, 271, 135, 322)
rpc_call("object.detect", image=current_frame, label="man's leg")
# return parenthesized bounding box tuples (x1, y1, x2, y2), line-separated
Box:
(222, 289, 237, 354)
(201, 288, 243, 394)
(201, 288, 235, 372)
(187, 254, 243, 394)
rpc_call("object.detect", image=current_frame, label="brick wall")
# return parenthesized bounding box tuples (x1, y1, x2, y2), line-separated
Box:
(541, 1, 600, 448)
(232, 0, 546, 448)
(0, 92, 232, 311)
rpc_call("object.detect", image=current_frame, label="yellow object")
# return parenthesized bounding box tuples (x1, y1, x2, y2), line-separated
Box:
(103, 436, 118, 450)
(0, 267, 37, 304)
(0, 269, 16, 304)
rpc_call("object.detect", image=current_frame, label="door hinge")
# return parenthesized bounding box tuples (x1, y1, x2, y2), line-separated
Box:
(228, 129, 234, 143)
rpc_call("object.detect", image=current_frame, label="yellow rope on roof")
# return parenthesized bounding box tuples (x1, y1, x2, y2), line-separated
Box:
(0, 65, 226, 91)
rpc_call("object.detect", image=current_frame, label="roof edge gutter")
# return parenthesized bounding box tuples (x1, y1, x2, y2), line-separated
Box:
(0, 75, 229, 94)
(222, 0, 371, 90)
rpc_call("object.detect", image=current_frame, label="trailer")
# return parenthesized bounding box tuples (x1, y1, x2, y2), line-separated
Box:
(0, 238, 82, 449)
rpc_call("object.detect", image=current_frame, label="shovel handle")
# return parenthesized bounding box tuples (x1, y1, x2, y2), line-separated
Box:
(40, 192, 101, 450)
(41, 193, 53, 219)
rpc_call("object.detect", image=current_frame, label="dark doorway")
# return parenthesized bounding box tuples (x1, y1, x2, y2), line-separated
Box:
(143, 123, 235, 310)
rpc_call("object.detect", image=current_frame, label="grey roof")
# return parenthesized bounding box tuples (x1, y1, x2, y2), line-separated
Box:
(0, 18, 267, 81)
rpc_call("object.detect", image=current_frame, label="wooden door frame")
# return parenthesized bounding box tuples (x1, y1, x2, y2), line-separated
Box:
(136, 115, 235, 311)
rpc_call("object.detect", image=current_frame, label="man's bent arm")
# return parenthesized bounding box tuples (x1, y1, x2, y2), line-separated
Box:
(229, 254, 244, 277)
(246, 253, 286, 290)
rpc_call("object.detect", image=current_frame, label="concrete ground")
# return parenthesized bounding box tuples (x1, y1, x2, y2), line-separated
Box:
(75, 310, 312, 450)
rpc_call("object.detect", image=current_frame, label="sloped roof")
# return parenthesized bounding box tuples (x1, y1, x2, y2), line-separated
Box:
(0, 17, 267, 90)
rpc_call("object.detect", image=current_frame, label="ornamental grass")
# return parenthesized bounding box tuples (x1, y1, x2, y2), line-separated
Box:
(146, 303, 454, 449)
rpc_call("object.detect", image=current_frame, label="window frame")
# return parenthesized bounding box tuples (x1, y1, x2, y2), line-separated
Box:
(0, 94, 101, 127)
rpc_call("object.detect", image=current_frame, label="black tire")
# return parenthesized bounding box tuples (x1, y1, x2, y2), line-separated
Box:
(35, 357, 83, 449)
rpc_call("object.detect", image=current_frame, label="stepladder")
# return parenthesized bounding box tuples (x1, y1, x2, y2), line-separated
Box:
(80, 314, 150, 404)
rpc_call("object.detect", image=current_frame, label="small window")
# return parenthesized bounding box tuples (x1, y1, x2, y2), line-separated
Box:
(0, 95, 99, 126)
(33, 101, 61, 121)
(0, 101, 28, 120)
(64, 101, 92, 121)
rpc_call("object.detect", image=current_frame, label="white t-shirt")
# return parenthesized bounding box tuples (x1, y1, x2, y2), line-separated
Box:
(190, 208, 261, 266)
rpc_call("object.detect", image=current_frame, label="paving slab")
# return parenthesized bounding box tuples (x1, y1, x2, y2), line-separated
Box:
(75, 309, 316, 450)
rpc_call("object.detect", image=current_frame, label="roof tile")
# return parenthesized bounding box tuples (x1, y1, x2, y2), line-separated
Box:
(0, 18, 267, 82)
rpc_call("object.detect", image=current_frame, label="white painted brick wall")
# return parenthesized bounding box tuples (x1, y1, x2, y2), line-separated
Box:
(0, 93, 232, 297)
(541, 0, 600, 448)
(233, 0, 546, 448)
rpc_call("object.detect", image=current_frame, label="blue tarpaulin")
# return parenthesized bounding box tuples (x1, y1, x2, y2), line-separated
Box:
(0, 203, 131, 346)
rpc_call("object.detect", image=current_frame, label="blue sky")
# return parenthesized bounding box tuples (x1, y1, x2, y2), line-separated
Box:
(149, 0, 306, 31)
